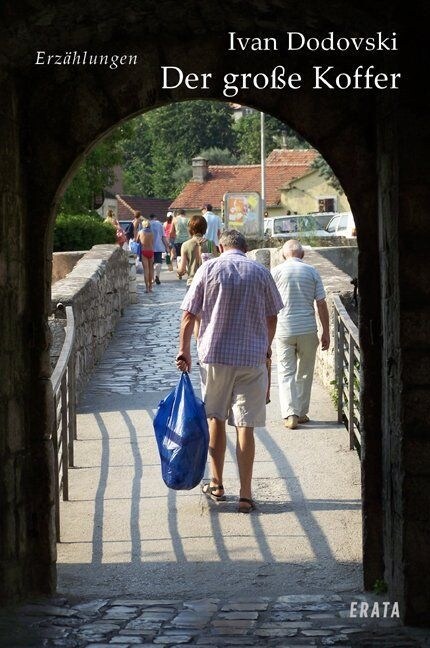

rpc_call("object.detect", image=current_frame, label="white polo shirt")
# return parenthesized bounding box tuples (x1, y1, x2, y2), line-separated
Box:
(271, 258, 326, 337)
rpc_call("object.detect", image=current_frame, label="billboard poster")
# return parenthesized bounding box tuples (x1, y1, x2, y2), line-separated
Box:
(223, 192, 263, 238)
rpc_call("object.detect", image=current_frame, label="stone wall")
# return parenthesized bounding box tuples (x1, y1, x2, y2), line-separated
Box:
(51, 245, 130, 395)
(52, 251, 86, 283)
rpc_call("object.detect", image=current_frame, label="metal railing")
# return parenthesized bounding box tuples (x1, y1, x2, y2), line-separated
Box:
(50, 303, 77, 541)
(333, 295, 361, 454)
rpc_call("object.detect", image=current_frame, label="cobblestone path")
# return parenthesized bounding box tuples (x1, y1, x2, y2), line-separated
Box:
(1, 593, 427, 647)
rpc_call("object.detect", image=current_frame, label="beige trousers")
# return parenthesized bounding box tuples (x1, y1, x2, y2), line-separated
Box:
(276, 332, 319, 419)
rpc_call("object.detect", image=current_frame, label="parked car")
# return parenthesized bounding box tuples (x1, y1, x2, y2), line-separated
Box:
(325, 212, 356, 237)
(119, 220, 134, 240)
(307, 211, 338, 229)
(264, 214, 329, 238)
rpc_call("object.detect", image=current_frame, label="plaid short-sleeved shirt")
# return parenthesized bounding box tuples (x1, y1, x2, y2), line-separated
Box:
(181, 250, 283, 367)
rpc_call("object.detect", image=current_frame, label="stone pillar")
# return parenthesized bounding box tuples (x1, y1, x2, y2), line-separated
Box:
(0, 75, 56, 601)
(378, 96, 430, 625)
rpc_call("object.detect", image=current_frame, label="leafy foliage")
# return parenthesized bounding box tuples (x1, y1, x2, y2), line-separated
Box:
(54, 213, 116, 251)
(61, 101, 313, 213)
(123, 101, 235, 197)
(233, 113, 309, 164)
(59, 124, 132, 213)
(311, 155, 344, 194)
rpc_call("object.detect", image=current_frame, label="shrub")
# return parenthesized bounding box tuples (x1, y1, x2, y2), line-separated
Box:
(54, 213, 116, 251)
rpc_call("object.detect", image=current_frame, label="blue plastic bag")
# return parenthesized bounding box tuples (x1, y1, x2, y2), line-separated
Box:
(129, 240, 141, 257)
(153, 372, 209, 490)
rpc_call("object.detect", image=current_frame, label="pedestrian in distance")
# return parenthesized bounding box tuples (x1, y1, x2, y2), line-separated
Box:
(173, 209, 190, 274)
(271, 239, 330, 429)
(149, 213, 170, 285)
(132, 211, 144, 240)
(137, 220, 154, 293)
(176, 214, 208, 287)
(176, 229, 283, 513)
(104, 209, 127, 247)
(201, 203, 223, 258)
(163, 211, 176, 270)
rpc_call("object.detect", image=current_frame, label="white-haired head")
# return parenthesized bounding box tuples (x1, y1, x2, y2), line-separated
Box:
(282, 239, 304, 259)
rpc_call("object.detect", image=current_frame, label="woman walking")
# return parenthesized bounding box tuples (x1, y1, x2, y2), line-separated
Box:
(137, 220, 154, 293)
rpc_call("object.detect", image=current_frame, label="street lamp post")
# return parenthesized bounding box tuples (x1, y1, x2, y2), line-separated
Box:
(260, 111, 266, 222)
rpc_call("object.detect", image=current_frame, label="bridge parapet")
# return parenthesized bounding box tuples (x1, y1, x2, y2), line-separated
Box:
(51, 244, 129, 395)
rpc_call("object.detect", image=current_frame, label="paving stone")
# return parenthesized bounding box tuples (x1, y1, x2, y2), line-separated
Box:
(110, 637, 146, 644)
(261, 622, 313, 629)
(119, 629, 157, 637)
(50, 617, 83, 627)
(171, 611, 211, 628)
(74, 599, 110, 614)
(321, 635, 350, 645)
(212, 619, 255, 628)
(79, 622, 121, 633)
(112, 600, 181, 607)
(138, 611, 175, 622)
(103, 606, 139, 620)
(125, 619, 162, 631)
(270, 611, 303, 622)
(277, 595, 323, 604)
(210, 627, 250, 636)
(255, 628, 298, 637)
(276, 604, 336, 613)
(153, 636, 193, 645)
(217, 611, 259, 620)
(221, 603, 269, 612)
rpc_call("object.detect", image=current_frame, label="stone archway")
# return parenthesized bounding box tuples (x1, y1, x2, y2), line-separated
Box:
(0, 1, 428, 625)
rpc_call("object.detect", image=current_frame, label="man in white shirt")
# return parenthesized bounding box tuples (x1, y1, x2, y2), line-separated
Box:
(271, 240, 330, 429)
(201, 203, 223, 254)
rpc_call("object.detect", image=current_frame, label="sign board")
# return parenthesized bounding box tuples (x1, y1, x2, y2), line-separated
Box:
(223, 192, 263, 238)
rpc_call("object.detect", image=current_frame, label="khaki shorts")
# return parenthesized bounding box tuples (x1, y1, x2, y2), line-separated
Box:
(199, 363, 268, 428)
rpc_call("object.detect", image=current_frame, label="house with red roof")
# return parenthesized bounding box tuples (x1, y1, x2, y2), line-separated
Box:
(170, 149, 350, 218)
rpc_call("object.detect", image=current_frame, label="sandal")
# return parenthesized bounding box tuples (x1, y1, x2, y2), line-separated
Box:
(238, 497, 255, 514)
(201, 482, 226, 502)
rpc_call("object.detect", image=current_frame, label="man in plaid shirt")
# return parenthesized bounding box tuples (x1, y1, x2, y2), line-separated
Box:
(176, 230, 283, 513)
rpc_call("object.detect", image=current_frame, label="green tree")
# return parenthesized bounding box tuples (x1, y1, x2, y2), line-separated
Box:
(233, 113, 309, 164)
(122, 101, 235, 197)
(312, 155, 344, 194)
(122, 116, 154, 195)
(59, 124, 132, 213)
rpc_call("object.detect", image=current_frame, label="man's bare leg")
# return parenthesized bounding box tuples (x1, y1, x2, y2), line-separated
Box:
(208, 417, 226, 495)
(236, 426, 255, 509)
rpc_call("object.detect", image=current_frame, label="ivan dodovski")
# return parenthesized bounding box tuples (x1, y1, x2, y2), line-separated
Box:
(227, 31, 398, 53)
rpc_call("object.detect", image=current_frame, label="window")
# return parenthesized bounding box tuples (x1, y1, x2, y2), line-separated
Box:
(337, 214, 349, 231)
(318, 197, 336, 212)
(326, 215, 339, 233)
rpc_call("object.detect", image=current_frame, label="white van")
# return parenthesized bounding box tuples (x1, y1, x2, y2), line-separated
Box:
(264, 214, 329, 238)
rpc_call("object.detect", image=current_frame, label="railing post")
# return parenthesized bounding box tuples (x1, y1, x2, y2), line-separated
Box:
(61, 374, 69, 501)
(52, 395, 61, 542)
(348, 333, 355, 450)
(68, 350, 77, 467)
(337, 318, 345, 424)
